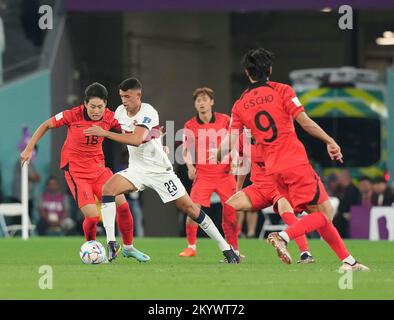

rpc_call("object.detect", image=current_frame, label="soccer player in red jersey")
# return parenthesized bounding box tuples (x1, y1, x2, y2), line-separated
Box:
(232, 130, 314, 263)
(179, 87, 239, 258)
(219, 48, 369, 271)
(20, 82, 149, 262)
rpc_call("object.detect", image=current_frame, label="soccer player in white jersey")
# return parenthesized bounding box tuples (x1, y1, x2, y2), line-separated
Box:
(84, 78, 240, 263)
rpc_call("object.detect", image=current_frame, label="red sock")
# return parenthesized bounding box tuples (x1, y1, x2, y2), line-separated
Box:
(317, 222, 350, 260)
(222, 204, 239, 250)
(186, 223, 198, 246)
(83, 216, 99, 241)
(116, 202, 134, 246)
(285, 212, 328, 240)
(281, 212, 309, 253)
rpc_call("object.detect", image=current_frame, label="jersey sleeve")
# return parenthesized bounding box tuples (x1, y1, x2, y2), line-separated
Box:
(135, 106, 159, 131)
(282, 85, 305, 119)
(51, 109, 74, 128)
(229, 102, 244, 133)
(110, 117, 122, 132)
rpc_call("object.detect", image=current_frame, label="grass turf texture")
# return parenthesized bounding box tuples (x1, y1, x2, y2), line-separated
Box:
(0, 237, 392, 299)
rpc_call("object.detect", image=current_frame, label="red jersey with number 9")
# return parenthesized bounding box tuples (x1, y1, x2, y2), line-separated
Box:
(51, 105, 121, 178)
(230, 81, 309, 174)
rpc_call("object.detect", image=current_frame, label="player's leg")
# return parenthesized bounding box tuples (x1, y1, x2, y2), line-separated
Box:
(180, 213, 199, 257)
(100, 171, 139, 261)
(271, 166, 331, 245)
(275, 197, 314, 263)
(148, 170, 239, 263)
(179, 178, 214, 257)
(175, 193, 239, 263)
(64, 172, 99, 241)
(226, 190, 254, 211)
(216, 175, 239, 252)
(306, 201, 369, 271)
(245, 211, 258, 238)
(113, 194, 150, 262)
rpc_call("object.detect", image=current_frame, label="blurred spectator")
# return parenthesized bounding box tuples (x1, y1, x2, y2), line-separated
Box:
(334, 169, 361, 238)
(358, 176, 373, 206)
(128, 191, 145, 237)
(37, 176, 75, 236)
(20, 0, 44, 47)
(371, 177, 394, 206)
(326, 172, 342, 198)
(0, 14, 4, 85)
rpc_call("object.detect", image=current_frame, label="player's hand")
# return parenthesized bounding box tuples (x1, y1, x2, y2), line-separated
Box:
(327, 141, 343, 163)
(208, 148, 219, 164)
(163, 146, 170, 155)
(20, 148, 33, 166)
(188, 166, 196, 181)
(84, 125, 107, 137)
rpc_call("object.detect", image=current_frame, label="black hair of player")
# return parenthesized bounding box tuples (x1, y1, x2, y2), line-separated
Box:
(119, 78, 142, 91)
(242, 48, 275, 82)
(84, 82, 108, 103)
(359, 176, 371, 183)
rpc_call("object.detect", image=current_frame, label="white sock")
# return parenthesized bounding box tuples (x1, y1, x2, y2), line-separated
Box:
(342, 255, 356, 265)
(279, 231, 290, 243)
(188, 244, 197, 250)
(102, 200, 117, 243)
(197, 213, 230, 251)
(123, 244, 134, 250)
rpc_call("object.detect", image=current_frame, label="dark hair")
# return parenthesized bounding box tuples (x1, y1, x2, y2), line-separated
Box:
(373, 176, 387, 184)
(84, 82, 108, 103)
(119, 78, 142, 91)
(242, 48, 275, 81)
(46, 176, 58, 185)
(359, 176, 371, 183)
(192, 87, 214, 101)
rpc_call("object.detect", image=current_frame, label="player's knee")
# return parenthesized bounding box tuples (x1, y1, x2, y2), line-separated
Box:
(102, 183, 117, 196)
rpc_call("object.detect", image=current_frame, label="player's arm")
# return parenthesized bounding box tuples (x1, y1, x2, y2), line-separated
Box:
(183, 146, 196, 181)
(216, 131, 239, 163)
(20, 119, 54, 166)
(236, 173, 247, 192)
(217, 105, 243, 163)
(84, 125, 148, 146)
(295, 111, 343, 163)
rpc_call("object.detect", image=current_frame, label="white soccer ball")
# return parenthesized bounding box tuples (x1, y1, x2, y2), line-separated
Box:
(79, 240, 108, 264)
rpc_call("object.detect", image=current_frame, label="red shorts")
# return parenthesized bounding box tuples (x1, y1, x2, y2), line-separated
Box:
(243, 176, 282, 212)
(272, 164, 329, 213)
(190, 174, 236, 207)
(64, 167, 113, 208)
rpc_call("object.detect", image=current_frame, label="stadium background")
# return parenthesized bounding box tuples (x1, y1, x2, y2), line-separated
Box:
(0, 0, 394, 237)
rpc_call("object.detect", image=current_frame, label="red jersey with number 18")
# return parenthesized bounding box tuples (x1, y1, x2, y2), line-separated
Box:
(230, 81, 309, 174)
(51, 105, 121, 178)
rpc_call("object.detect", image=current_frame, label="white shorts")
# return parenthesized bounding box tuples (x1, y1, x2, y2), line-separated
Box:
(116, 167, 187, 203)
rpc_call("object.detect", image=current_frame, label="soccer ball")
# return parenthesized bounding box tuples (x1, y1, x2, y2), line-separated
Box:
(79, 240, 108, 264)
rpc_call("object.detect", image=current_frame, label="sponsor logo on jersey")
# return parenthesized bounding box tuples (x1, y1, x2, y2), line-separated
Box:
(142, 117, 152, 124)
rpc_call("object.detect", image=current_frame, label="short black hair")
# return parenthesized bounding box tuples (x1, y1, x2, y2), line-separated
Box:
(373, 176, 387, 184)
(242, 48, 275, 82)
(359, 176, 371, 183)
(84, 82, 108, 103)
(119, 78, 142, 91)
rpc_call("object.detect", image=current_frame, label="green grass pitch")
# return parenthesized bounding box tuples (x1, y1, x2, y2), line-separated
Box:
(0, 237, 393, 299)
